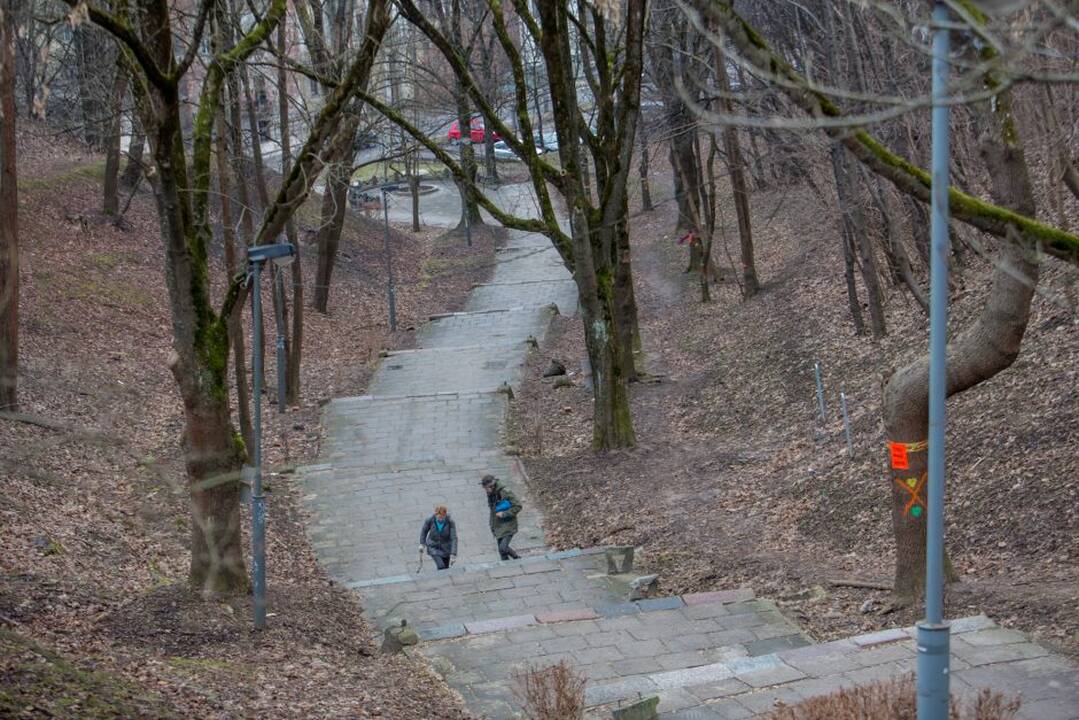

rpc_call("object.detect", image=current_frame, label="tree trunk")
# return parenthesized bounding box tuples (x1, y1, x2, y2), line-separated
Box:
(216, 108, 253, 451)
(102, 61, 127, 216)
(571, 210, 634, 450)
(841, 223, 865, 335)
(832, 146, 885, 336)
(312, 120, 355, 314)
(409, 170, 420, 231)
(73, 25, 110, 149)
(883, 94, 1039, 605)
(453, 80, 483, 232)
(0, 6, 17, 411)
(120, 113, 145, 189)
(278, 20, 302, 406)
(638, 128, 652, 212)
(181, 393, 248, 595)
(714, 46, 759, 298)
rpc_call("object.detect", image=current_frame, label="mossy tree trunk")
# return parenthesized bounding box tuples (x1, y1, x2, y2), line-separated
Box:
(79, 0, 390, 594)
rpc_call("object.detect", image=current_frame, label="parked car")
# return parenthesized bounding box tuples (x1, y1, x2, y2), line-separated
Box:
(492, 139, 546, 159)
(447, 116, 501, 144)
(534, 132, 559, 152)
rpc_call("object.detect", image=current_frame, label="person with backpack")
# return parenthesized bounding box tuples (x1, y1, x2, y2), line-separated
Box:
(480, 475, 521, 560)
(419, 505, 457, 570)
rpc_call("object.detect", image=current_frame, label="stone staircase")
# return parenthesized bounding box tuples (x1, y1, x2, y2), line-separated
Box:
(297, 215, 1079, 719)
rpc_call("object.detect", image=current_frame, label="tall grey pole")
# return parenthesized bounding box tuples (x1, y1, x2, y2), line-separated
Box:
(250, 263, 267, 630)
(813, 361, 826, 421)
(272, 268, 287, 412)
(382, 187, 397, 332)
(918, 3, 951, 717)
(840, 390, 853, 458)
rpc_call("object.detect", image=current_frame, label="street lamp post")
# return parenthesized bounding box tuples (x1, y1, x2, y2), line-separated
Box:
(919, 2, 952, 717)
(245, 242, 296, 630)
(381, 186, 398, 332)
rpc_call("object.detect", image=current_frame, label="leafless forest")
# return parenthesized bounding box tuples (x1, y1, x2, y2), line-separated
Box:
(0, 0, 1076, 717)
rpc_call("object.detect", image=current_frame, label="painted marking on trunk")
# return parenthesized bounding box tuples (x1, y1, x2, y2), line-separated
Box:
(895, 472, 927, 518)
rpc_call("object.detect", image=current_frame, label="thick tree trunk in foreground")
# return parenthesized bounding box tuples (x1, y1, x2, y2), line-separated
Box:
(0, 6, 17, 411)
(180, 393, 248, 594)
(883, 94, 1040, 604)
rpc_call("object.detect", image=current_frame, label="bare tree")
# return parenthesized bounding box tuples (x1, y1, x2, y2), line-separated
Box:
(74, 0, 392, 594)
(372, 0, 646, 448)
(0, 0, 18, 411)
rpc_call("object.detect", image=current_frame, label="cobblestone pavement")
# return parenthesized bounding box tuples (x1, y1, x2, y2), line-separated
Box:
(297, 188, 1078, 719)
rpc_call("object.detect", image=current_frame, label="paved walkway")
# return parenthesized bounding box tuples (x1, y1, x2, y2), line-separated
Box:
(297, 185, 1078, 719)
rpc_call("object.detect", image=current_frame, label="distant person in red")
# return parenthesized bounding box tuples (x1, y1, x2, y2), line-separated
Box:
(419, 505, 457, 570)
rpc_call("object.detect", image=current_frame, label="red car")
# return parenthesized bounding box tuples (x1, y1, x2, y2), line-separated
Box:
(448, 116, 500, 143)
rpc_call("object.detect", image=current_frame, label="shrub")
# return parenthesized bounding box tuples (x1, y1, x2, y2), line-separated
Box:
(512, 660, 587, 720)
(765, 674, 1020, 720)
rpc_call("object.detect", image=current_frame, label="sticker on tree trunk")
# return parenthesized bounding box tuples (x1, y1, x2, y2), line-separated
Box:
(895, 472, 927, 518)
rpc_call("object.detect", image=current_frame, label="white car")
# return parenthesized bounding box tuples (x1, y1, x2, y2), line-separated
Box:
(492, 139, 547, 160)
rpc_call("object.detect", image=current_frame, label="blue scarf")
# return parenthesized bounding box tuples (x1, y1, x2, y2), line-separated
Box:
(435, 518, 446, 532)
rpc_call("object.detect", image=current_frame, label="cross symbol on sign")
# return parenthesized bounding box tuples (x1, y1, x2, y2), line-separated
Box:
(894, 472, 927, 518)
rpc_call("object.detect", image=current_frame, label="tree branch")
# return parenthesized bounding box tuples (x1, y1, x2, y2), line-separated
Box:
(700, 0, 1079, 266)
(64, 0, 171, 90)
(174, 0, 214, 79)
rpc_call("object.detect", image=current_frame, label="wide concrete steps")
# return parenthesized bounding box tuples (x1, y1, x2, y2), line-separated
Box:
(369, 343, 531, 396)
(467, 279, 579, 316)
(613, 615, 1077, 720)
(385, 550, 804, 719)
(417, 305, 558, 349)
(319, 391, 508, 465)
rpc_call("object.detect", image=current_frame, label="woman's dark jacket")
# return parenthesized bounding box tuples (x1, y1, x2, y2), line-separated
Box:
(420, 515, 458, 557)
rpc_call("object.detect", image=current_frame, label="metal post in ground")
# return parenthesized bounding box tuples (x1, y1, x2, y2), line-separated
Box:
(382, 187, 397, 332)
(918, 3, 952, 717)
(249, 262, 267, 630)
(840, 389, 853, 458)
(813, 361, 826, 421)
(244, 242, 294, 632)
(272, 267, 287, 412)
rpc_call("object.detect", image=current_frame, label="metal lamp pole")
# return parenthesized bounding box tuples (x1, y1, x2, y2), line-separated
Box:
(918, 3, 951, 717)
(381, 187, 398, 332)
(245, 242, 296, 630)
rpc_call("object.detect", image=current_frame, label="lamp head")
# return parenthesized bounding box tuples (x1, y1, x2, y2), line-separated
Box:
(247, 243, 296, 267)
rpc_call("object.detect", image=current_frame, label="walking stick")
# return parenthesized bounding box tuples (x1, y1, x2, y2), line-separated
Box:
(416, 549, 424, 574)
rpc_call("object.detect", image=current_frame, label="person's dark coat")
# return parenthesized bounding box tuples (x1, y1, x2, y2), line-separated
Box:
(486, 481, 521, 539)
(420, 515, 458, 558)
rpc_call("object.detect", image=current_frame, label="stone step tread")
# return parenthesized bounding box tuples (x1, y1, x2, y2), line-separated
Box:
(582, 614, 1076, 719)
(427, 304, 557, 320)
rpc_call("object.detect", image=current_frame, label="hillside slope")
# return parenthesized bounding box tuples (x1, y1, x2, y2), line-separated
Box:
(1, 123, 498, 718)
(510, 163, 1078, 656)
